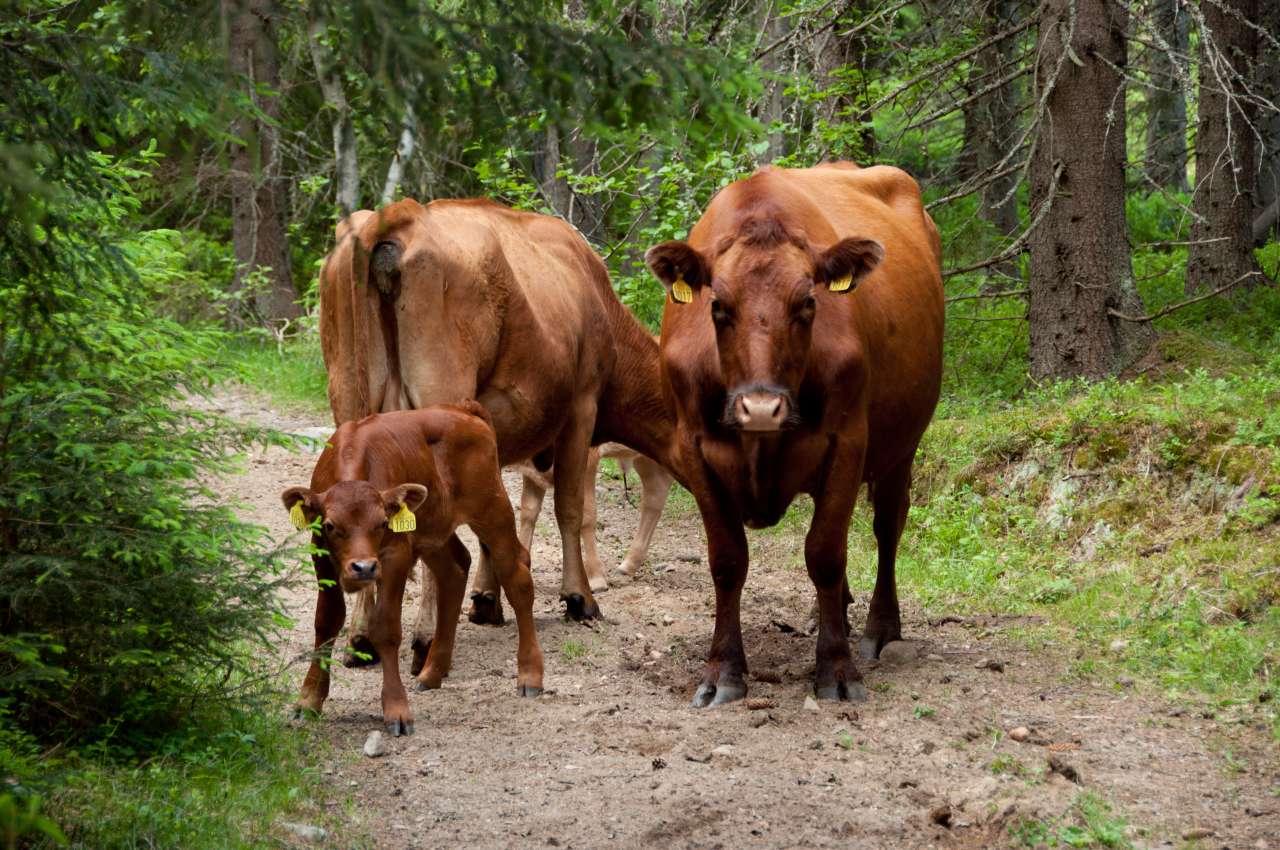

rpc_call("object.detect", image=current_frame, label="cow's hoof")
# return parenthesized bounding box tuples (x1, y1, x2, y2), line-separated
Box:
(691, 679, 747, 708)
(409, 637, 432, 677)
(292, 706, 321, 721)
(588, 574, 610, 594)
(517, 684, 543, 698)
(561, 593, 601, 621)
(414, 676, 442, 692)
(468, 591, 505, 625)
(386, 718, 414, 737)
(343, 634, 379, 667)
(858, 637, 883, 660)
(816, 681, 868, 702)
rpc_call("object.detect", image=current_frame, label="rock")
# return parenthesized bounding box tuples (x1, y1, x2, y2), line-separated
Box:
(711, 744, 734, 757)
(648, 649, 663, 660)
(925, 653, 945, 662)
(1182, 827, 1214, 840)
(803, 695, 820, 712)
(745, 697, 778, 710)
(1110, 639, 1129, 653)
(975, 658, 1005, 672)
(1009, 726, 1030, 742)
(661, 614, 675, 626)
(1045, 477, 1078, 530)
(363, 730, 387, 758)
(878, 641, 919, 665)
(750, 713, 770, 728)
(279, 821, 328, 843)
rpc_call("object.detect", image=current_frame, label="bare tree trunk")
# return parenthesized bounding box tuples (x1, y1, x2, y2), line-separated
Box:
(758, 6, 793, 164)
(1027, 0, 1153, 379)
(380, 104, 417, 206)
(1186, 0, 1263, 292)
(223, 0, 299, 323)
(819, 1, 877, 161)
(307, 5, 359, 217)
(1254, 0, 1280, 244)
(1144, 0, 1190, 191)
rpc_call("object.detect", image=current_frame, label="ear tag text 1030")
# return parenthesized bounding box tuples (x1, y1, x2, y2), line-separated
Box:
(671, 276, 693, 304)
(829, 273, 853, 293)
(289, 502, 309, 530)
(389, 503, 417, 533)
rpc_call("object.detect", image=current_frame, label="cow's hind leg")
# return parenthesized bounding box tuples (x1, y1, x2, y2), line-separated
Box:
(581, 447, 608, 593)
(296, 553, 346, 717)
(860, 459, 912, 660)
(344, 584, 379, 667)
(415, 536, 470, 691)
(411, 534, 469, 677)
(619, 455, 674, 577)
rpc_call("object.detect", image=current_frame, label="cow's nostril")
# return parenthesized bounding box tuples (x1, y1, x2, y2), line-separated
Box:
(350, 560, 377, 578)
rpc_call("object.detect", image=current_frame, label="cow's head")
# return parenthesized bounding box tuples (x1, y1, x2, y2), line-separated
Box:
(281, 482, 428, 591)
(646, 223, 883, 433)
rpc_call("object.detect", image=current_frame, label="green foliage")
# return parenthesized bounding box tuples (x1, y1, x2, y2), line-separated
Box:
(1010, 793, 1134, 849)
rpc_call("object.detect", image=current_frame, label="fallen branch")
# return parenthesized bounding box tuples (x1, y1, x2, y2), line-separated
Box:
(946, 288, 1029, 302)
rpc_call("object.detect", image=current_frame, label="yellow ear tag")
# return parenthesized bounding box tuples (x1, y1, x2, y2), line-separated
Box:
(389, 503, 417, 534)
(289, 502, 309, 531)
(671, 276, 693, 304)
(829, 273, 853, 293)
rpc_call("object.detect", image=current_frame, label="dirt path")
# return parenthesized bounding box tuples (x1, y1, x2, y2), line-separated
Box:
(213, 389, 1277, 850)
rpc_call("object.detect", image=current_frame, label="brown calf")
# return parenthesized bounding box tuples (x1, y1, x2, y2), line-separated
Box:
(282, 404, 543, 735)
(646, 163, 943, 706)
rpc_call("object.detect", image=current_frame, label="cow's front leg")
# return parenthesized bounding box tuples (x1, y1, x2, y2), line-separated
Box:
(553, 400, 601, 620)
(807, 443, 867, 702)
(296, 552, 345, 717)
(691, 492, 750, 708)
(370, 551, 413, 736)
(344, 584, 379, 667)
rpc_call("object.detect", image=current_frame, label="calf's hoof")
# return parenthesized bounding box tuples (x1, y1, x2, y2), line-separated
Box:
(815, 681, 868, 702)
(468, 591, 506, 625)
(691, 679, 747, 708)
(343, 634, 380, 667)
(587, 574, 610, 594)
(561, 593, 601, 622)
(409, 637, 432, 677)
(414, 675, 443, 692)
(385, 718, 414, 737)
(517, 684, 543, 698)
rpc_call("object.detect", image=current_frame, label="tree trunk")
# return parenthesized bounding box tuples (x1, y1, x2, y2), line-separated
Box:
(757, 6, 793, 164)
(1144, 0, 1190, 191)
(532, 124, 606, 245)
(1027, 0, 1153, 379)
(307, 6, 359, 217)
(1186, 0, 1263, 293)
(819, 1, 877, 161)
(380, 104, 417, 206)
(223, 0, 299, 323)
(956, 0, 1022, 225)
(1254, 0, 1280, 244)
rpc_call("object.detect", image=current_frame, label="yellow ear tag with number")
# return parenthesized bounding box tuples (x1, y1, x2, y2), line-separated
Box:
(671, 276, 693, 304)
(289, 502, 308, 531)
(389, 503, 417, 533)
(829, 273, 853, 293)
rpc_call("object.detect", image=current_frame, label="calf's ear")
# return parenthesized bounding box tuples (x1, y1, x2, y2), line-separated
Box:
(282, 487, 320, 530)
(381, 484, 429, 516)
(645, 241, 710, 304)
(817, 238, 884, 293)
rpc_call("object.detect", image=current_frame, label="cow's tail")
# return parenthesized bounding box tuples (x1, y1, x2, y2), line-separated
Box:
(350, 208, 412, 416)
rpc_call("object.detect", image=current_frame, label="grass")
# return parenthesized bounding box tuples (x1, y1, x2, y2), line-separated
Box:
(1010, 793, 1135, 849)
(2, 702, 366, 849)
(219, 334, 330, 416)
(559, 638, 591, 661)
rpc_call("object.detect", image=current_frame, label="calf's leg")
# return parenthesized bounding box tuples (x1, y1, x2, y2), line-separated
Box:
(860, 460, 912, 659)
(618, 455, 674, 577)
(296, 553, 345, 717)
(371, 553, 414, 736)
(411, 534, 469, 677)
(415, 536, 470, 690)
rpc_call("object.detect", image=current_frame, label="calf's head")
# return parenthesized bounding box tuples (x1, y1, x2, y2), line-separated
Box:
(646, 223, 883, 433)
(281, 482, 428, 591)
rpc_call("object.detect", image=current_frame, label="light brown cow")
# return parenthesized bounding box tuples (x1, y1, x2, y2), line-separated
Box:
(319, 199, 673, 671)
(282, 404, 543, 736)
(516, 443, 674, 582)
(645, 163, 943, 706)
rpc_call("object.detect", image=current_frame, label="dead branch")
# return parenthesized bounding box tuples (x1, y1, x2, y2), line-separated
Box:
(1107, 271, 1264, 322)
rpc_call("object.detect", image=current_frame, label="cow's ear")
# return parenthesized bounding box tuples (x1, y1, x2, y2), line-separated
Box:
(817, 238, 884, 293)
(645, 241, 711, 304)
(381, 484, 429, 516)
(282, 487, 321, 530)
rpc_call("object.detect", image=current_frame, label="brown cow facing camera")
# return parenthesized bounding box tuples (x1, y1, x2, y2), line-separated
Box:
(282, 403, 543, 736)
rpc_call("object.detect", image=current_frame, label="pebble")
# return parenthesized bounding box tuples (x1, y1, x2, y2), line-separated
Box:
(661, 614, 675, 626)
(279, 822, 328, 843)
(1009, 726, 1030, 742)
(878, 641, 919, 665)
(364, 730, 387, 758)
(751, 713, 770, 728)
(1182, 827, 1214, 840)
(1109, 639, 1129, 652)
(648, 649, 663, 660)
(803, 695, 820, 712)
(925, 653, 945, 662)
(711, 744, 734, 756)
(974, 658, 1005, 672)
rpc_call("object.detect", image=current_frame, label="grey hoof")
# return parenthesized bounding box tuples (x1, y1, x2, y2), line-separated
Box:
(816, 681, 868, 702)
(414, 679, 441, 692)
(343, 634, 380, 667)
(468, 591, 505, 625)
(858, 637, 882, 660)
(691, 680, 747, 708)
(409, 637, 431, 677)
(517, 684, 543, 698)
(386, 719, 414, 737)
(561, 593, 602, 622)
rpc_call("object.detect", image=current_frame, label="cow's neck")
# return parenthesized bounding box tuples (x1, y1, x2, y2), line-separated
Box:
(738, 433, 788, 525)
(594, 305, 676, 472)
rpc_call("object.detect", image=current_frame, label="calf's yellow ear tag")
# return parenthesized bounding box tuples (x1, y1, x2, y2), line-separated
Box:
(829, 273, 854, 293)
(289, 502, 309, 531)
(671, 275, 693, 304)
(389, 503, 417, 533)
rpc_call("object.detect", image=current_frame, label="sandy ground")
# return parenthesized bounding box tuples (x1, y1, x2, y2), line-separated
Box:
(211, 389, 1278, 850)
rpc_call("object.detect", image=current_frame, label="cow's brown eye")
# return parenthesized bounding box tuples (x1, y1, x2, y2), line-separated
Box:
(322, 520, 335, 534)
(794, 295, 817, 323)
(711, 299, 732, 327)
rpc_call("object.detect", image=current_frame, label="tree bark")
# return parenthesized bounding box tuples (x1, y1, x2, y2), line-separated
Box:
(1027, 0, 1153, 379)
(1186, 0, 1263, 292)
(307, 5, 359, 217)
(380, 103, 417, 206)
(223, 0, 300, 323)
(1254, 0, 1280, 243)
(819, 1, 877, 161)
(1143, 0, 1190, 191)
(757, 5, 793, 164)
